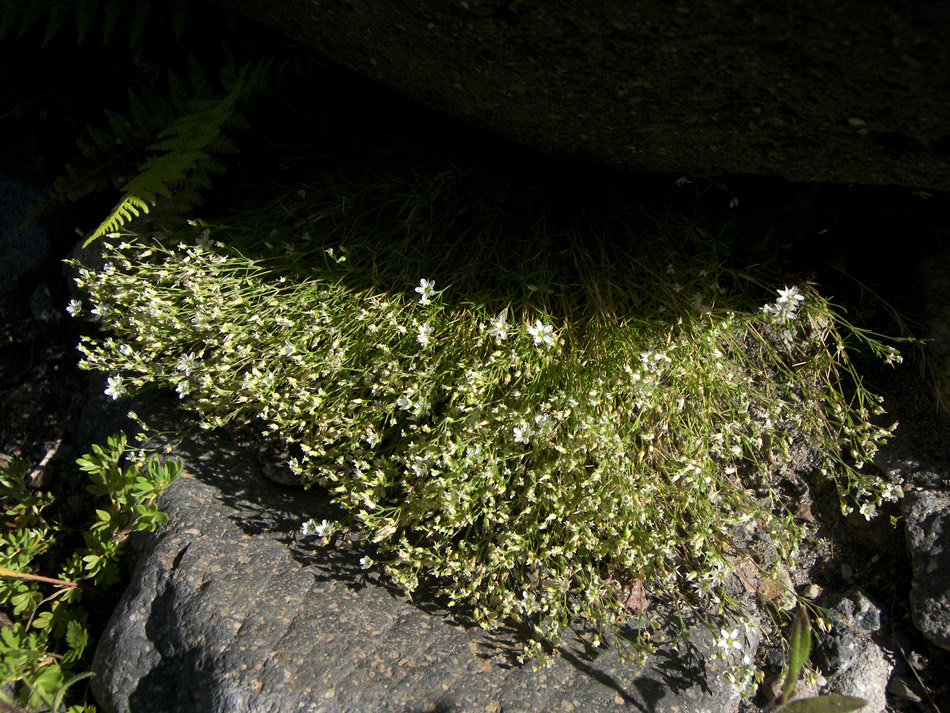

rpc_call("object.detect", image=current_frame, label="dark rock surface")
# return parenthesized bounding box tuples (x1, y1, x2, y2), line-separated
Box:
(218, 0, 950, 191)
(91, 422, 753, 713)
(903, 490, 950, 651)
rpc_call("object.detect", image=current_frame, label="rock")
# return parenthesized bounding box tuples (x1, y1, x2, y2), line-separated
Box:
(92, 426, 755, 713)
(903, 489, 950, 650)
(219, 0, 950, 191)
(826, 640, 892, 713)
(813, 589, 883, 679)
(0, 173, 51, 304)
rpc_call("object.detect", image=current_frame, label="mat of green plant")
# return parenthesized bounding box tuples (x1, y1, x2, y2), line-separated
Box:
(67, 163, 905, 684)
(0, 435, 180, 711)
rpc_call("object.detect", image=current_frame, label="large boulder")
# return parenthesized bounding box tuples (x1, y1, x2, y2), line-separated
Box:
(219, 0, 950, 190)
(91, 424, 754, 713)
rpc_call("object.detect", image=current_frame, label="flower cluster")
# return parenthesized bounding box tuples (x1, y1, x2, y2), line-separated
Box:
(762, 285, 806, 323)
(68, 211, 905, 670)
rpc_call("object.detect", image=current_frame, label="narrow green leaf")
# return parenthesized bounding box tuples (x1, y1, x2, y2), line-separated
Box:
(782, 607, 812, 702)
(777, 694, 868, 713)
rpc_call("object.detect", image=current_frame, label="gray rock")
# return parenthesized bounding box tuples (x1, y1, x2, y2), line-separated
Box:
(221, 0, 950, 191)
(813, 590, 883, 679)
(0, 174, 51, 301)
(826, 640, 892, 713)
(903, 489, 950, 650)
(92, 427, 754, 713)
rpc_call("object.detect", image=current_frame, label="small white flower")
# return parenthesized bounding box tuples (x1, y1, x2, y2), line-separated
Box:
(488, 310, 509, 341)
(513, 422, 536, 445)
(300, 519, 319, 537)
(104, 375, 127, 400)
(280, 340, 296, 357)
(716, 628, 742, 651)
(177, 352, 198, 376)
(360, 556, 375, 570)
(118, 344, 134, 356)
(66, 299, 82, 317)
(527, 320, 555, 348)
(175, 380, 191, 399)
(415, 278, 436, 304)
(397, 394, 413, 411)
(882, 483, 903, 502)
(416, 323, 435, 347)
(859, 501, 878, 521)
(315, 520, 333, 537)
(365, 427, 381, 448)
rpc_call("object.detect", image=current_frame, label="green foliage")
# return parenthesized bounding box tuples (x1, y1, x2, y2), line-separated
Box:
(29, 52, 272, 247)
(68, 158, 909, 671)
(0, 0, 187, 46)
(769, 608, 867, 713)
(0, 436, 180, 711)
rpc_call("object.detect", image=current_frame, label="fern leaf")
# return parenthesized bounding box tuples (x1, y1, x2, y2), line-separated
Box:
(15, 0, 49, 39)
(127, 0, 150, 47)
(85, 124, 117, 152)
(171, 0, 187, 42)
(42, 0, 71, 47)
(186, 52, 212, 98)
(0, 0, 28, 38)
(101, 0, 121, 44)
(75, 0, 99, 44)
(103, 107, 133, 143)
(86, 194, 155, 244)
(165, 69, 186, 111)
(126, 89, 152, 134)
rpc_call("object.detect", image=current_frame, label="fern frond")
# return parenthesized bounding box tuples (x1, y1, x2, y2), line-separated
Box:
(101, 0, 121, 44)
(170, 0, 187, 42)
(186, 52, 212, 98)
(85, 194, 154, 243)
(75, 0, 99, 44)
(82, 67, 252, 247)
(14, 0, 48, 39)
(0, 0, 27, 37)
(126, 0, 150, 47)
(42, 0, 70, 46)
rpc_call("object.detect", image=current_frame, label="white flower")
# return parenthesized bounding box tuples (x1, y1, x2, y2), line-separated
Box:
(300, 519, 318, 537)
(415, 278, 436, 304)
(764, 286, 805, 323)
(513, 422, 536, 445)
(527, 320, 556, 348)
(360, 556, 375, 569)
(175, 379, 191, 399)
(640, 349, 669, 372)
(397, 394, 413, 411)
(177, 352, 198, 376)
(104, 376, 127, 400)
(66, 299, 82, 317)
(280, 340, 296, 357)
(118, 344, 134, 356)
(859, 501, 878, 521)
(411, 461, 430, 477)
(716, 628, 742, 652)
(365, 427, 381, 448)
(417, 323, 435, 347)
(302, 519, 333, 538)
(488, 310, 509, 341)
(882, 483, 903, 502)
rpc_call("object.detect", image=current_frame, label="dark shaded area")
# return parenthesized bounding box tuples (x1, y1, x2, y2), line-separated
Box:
(221, 0, 950, 191)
